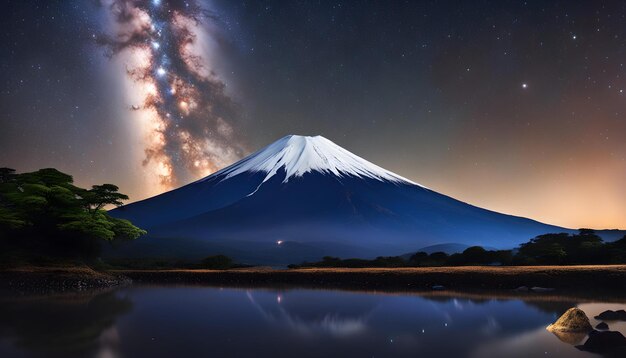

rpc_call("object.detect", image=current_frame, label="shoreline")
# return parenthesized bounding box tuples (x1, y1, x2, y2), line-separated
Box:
(0, 266, 130, 294)
(2, 265, 626, 296)
(118, 265, 626, 293)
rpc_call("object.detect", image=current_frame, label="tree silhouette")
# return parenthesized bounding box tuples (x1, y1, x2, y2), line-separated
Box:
(82, 184, 129, 214)
(0, 167, 146, 260)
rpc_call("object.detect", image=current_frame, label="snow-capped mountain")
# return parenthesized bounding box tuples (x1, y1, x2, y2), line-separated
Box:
(211, 135, 417, 186)
(109, 135, 616, 265)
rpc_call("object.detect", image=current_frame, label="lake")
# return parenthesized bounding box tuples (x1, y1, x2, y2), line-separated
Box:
(0, 286, 624, 357)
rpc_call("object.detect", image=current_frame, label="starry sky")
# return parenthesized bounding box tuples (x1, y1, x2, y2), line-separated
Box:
(1, 0, 625, 229)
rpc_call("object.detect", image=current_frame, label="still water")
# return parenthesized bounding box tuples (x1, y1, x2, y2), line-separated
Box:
(0, 286, 624, 357)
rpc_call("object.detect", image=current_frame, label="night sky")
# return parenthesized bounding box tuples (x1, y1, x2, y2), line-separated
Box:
(1, 0, 624, 229)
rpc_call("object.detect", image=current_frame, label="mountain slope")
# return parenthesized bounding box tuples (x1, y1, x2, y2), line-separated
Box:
(109, 135, 619, 265)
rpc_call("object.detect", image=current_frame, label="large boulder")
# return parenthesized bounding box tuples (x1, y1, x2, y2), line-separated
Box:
(577, 330, 626, 353)
(547, 307, 593, 333)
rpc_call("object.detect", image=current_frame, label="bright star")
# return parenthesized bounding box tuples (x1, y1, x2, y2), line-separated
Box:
(522, 83, 528, 89)
(152, 42, 160, 50)
(572, 34, 577, 40)
(157, 67, 166, 76)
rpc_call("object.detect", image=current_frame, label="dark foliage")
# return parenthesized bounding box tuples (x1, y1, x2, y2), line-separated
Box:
(102, 255, 247, 270)
(288, 255, 407, 269)
(290, 230, 626, 268)
(516, 229, 614, 265)
(0, 167, 146, 262)
(200, 255, 234, 269)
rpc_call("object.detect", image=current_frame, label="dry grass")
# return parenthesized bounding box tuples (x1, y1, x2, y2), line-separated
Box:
(286, 265, 626, 274)
(113, 265, 626, 296)
(127, 264, 626, 274)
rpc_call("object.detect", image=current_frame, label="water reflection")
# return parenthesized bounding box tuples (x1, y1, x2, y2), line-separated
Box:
(0, 290, 131, 357)
(245, 290, 376, 336)
(0, 287, 624, 357)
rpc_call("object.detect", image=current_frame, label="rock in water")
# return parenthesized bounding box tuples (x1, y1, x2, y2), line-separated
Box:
(531, 286, 555, 292)
(596, 322, 609, 330)
(594, 310, 626, 321)
(577, 330, 626, 353)
(547, 308, 593, 333)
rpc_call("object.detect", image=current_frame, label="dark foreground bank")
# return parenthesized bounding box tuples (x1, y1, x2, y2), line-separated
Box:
(3, 265, 626, 295)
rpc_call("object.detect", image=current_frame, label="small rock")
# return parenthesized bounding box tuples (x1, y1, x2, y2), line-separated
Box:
(596, 322, 609, 330)
(594, 310, 626, 321)
(576, 330, 626, 353)
(531, 286, 555, 292)
(547, 307, 593, 333)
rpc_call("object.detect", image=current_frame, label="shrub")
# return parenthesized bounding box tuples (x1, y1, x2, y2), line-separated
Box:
(200, 255, 233, 269)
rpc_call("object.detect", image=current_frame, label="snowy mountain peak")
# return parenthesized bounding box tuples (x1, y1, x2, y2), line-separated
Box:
(209, 135, 422, 186)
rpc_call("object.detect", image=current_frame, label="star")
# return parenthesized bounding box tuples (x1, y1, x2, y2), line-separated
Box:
(522, 83, 528, 89)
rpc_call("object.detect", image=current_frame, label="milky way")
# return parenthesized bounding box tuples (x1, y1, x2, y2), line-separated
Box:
(97, 0, 245, 188)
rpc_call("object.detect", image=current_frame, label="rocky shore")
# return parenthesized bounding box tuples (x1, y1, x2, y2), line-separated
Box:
(0, 266, 130, 294)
